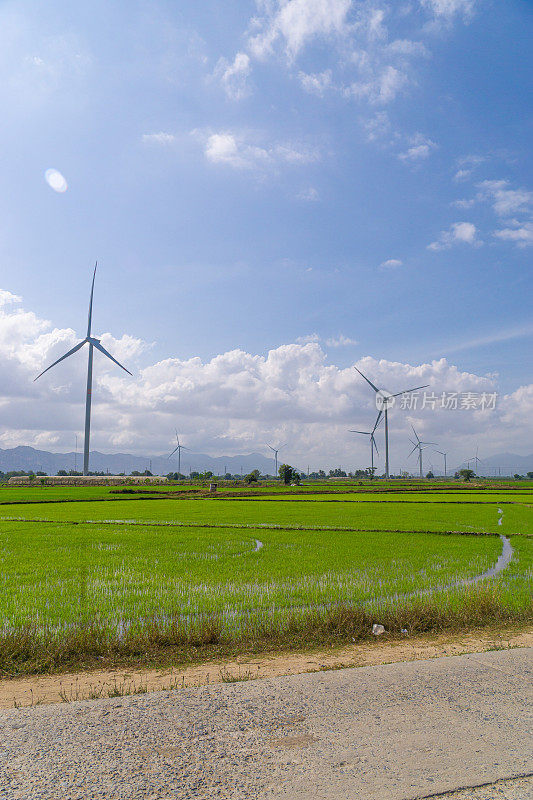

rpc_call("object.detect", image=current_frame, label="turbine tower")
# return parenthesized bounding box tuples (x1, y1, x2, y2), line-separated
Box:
(267, 443, 286, 478)
(434, 449, 448, 477)
(349, 410, 383, 478)
(168, 431, 189, 477)
(408, 425, 437, 479)
(354, 368, 429, 478)
(34, 265, 132, 476)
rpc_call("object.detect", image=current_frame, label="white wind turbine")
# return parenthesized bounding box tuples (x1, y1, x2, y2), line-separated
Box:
(168, 431, 189, 477)
(349, 410, 383, 478)
(267, 443, 286, 478)
(34, 265, 132, 475)
(434, 449, 448, 477)
(408, 425, 437, 479)
(354, 368, 429, 478)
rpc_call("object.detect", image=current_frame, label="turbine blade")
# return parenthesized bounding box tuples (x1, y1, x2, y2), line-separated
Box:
(87, 263, 97, 338)
(372, 436, 379, 456)
(390, 383, 430, 398)
(411, 424, 420, 441)
(168, 446, 179, 458)
(349, 430, 370, 435)
(372, 410, 383, 432)
(407, 444, 418, 458)
(354, 366, 380, 393)
(34, 339, 86, 381)
(92, 340, 132, 375)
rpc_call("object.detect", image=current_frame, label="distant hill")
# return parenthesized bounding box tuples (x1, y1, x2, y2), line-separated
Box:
(450, 452, 533, 477)
(0, 446, 275, 477)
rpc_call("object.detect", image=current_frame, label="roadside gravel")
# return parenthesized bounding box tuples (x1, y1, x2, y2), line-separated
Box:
(1, 648, 531, 800)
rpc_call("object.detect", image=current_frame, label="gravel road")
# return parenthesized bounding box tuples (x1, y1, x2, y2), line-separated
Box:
(1, 648, 531, 800)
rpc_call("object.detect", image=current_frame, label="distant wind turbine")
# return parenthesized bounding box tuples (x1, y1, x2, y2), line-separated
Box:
(468, 446, 482, 474)
(408, 425, 437, 479)
(34, 265, 132, 475)
(349, 410, 383, 478)
(267, 443, 286, 477)
(354, 368, 429, 478)
(168, 431, 189, 477)
(434, 449, 448, 477)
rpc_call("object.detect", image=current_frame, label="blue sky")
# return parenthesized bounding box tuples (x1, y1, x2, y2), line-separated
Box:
(0, 0, 532, 470)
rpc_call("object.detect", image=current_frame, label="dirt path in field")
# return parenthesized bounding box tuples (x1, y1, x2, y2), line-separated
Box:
(1, 625, 530, 709)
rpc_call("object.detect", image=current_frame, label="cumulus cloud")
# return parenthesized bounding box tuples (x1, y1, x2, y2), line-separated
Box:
(477, 179, 533, 218)
(325, 335, 358, 347)
(1, 292, 531, 468)
(248, 0, 352, 61)
(398, 133, 437, 162)
(421, 0, 476, 20)
(298, 69, 332, 96)
(493, 221, 533, 248)
(201, 130, 319, 172)
(0, 290, 22, 307)
(215, 52, 251, 100)
(428, 221, 480, 251)
(379, 258, 403, 269)
(450, 178, 533, 248)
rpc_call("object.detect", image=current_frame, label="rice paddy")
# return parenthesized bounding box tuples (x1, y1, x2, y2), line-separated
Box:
(0, 480, 531, 674)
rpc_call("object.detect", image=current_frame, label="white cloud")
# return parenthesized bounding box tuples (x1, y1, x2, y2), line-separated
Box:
(379, 258, 403, 269)
(493, 221, 533, 248)
(364, 111, 392, 142)
(451, 198, 476, 209)
(421, 0, 476, 20)
(1, 292, 531, 466)
(428, 221, 480, 250)
(454, 169, 471, 181)
(297, 186, 320, 201)
(248, 0, 352, 61)
(142, 132, 176, 145)
(398, 133, 437, 162)
(215, 52, 251, 100)
(298, 69, 332, 96)
(296, 333, 321, 344)
(477, 179, 533, 217)
(325, 334, 358, 347)
(0, 290, 22, 307)
(445, 322, 533, 354)
(201, 131, 319, 171)
(386, 39, 429, 56)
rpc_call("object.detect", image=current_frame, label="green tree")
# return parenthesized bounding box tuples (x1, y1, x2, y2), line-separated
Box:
(244, 469, 260, 485)
(279, 464, 294, 485)
(458, 468, 475, 481)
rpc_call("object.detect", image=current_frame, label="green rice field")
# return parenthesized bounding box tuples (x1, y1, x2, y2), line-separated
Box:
(0, 480, 531, 674)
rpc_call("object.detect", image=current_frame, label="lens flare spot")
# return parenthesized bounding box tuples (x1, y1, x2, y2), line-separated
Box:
(45, 168, 68, 193)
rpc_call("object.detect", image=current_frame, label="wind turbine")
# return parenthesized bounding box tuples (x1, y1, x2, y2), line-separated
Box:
(34, 265, 132, 476)
(168, 431, 189, 477)
(408, 425, 437, 479)
(434, 449, 448, 477)
(267, 443, 286, 478)
(349, 410, 383, 478)
(467, 446, 482, 475)
(354, 368, 429, 478)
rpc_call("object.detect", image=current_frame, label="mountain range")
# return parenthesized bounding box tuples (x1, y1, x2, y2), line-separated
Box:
(0, 446, 531, 478)
(0, 446, 275, 476)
